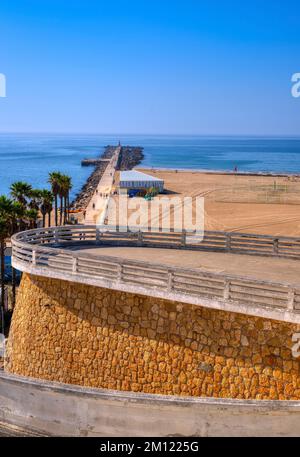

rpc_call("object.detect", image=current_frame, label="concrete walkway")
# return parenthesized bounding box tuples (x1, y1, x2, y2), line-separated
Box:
(84, 146, 120, 225)
(72, 245, 300, 285)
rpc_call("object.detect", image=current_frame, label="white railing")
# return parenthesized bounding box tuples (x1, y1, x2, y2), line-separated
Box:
(13, 225, 300, 258)
(11, 226, 300, 319)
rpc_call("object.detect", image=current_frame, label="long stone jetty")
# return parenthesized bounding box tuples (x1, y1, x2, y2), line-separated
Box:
(83, 146, 121, 225)
(71, 145, 144, 213)
(71, 146, 117, 211)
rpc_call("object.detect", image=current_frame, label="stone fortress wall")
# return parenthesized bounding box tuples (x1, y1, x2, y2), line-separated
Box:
(6, 273, 300, 400)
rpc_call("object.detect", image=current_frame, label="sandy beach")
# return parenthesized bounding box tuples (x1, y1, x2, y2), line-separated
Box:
(110, 168, 300, 236)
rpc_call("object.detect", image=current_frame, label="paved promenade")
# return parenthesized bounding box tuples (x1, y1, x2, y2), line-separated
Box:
(72, 245, 300, 285)
(84, 146, 120, 225)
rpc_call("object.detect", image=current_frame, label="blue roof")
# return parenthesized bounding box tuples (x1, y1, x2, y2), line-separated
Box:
(120, 170, 164, 182)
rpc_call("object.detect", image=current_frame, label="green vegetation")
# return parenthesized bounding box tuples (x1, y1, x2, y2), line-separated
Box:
(48, 172, 72, 226)
(0, 173, 72, 329)
(48, 172, 60, 226)
(145, 187, 159, 200)
(0, 195, 24, 326)
(39, 190, 54, 228)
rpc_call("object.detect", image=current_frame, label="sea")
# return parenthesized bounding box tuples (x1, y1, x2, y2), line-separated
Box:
(1, 133, 300, 200)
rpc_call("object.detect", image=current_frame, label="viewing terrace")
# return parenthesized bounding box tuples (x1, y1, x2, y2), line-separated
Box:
(11, 226, 300, 324)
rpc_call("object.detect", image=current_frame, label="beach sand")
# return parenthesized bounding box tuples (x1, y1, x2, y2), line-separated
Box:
(111, 169, 300, 236)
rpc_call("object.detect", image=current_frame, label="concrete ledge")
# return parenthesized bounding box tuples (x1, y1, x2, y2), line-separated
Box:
(1, 370, 300, 436)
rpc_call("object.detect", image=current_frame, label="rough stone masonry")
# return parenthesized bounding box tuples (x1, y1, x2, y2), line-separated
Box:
(6, 273, 300, 400)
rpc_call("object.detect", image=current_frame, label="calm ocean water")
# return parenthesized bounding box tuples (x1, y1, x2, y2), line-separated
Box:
(0, 133, 300, 199)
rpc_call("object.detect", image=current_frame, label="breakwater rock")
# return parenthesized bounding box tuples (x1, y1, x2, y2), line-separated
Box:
(71, 146, 116, 210)
(71, 145, 144, 211)
(117, 146, 144, 170)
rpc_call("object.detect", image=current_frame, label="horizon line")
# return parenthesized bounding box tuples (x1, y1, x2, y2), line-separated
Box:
(0, 131, 300, 138)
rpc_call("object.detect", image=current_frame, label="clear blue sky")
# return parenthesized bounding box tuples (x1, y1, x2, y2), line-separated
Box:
(0, 0, 299, 135)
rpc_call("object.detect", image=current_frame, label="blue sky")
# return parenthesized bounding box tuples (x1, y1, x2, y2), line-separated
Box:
(0, 0, 299, 134)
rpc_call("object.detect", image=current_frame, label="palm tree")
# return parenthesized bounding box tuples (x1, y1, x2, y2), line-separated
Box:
(0, 196, 15, 323)
(39, 190, 53, 227)
(48, 172, 72, 226)
(28, 189, 42, 211)
(10, 181, 32, 207)
(25, 209, 39, 229)
(0, 196, 27, 322)
(60, 175, 72, 225)
(11, 201, 25, 232)
(58, 177, 64, 226)
(48, 172, 61, 226)
(0, 195, 14, 220)
(46, 198, 53, 227)
(10, 202, 25, 308)
(0, 217, 9, 332)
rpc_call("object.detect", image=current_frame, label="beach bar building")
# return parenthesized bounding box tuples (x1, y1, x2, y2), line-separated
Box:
(119, 170, 164, 193)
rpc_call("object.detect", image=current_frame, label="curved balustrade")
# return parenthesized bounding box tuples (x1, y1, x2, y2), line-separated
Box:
(11, 226, 300, 323)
